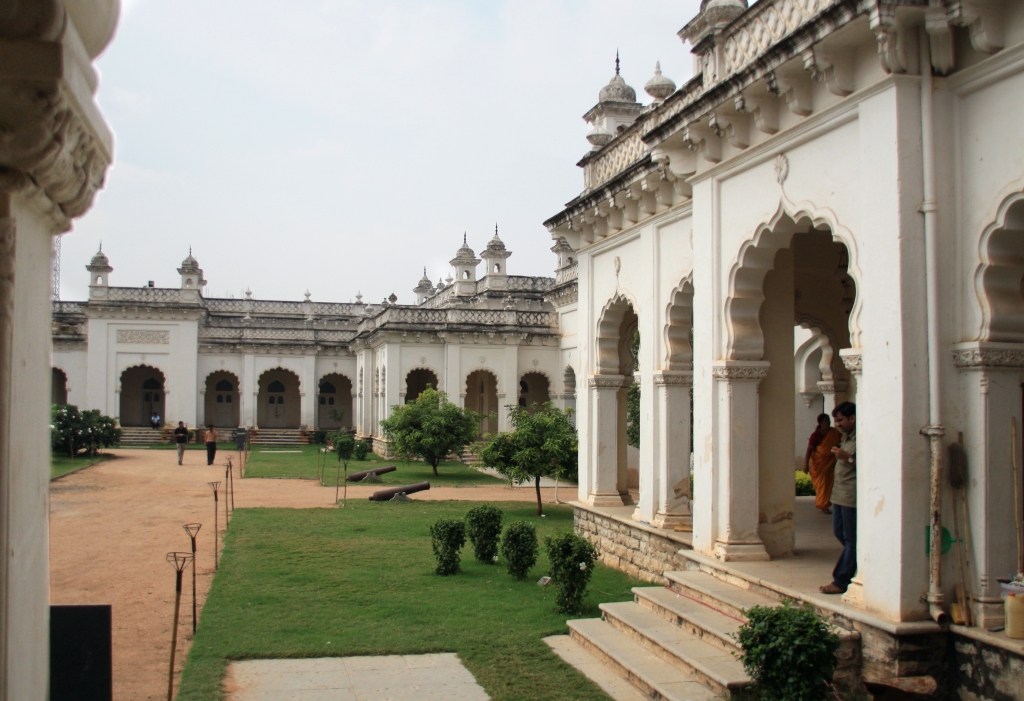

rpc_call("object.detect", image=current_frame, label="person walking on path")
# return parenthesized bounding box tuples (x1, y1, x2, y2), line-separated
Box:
(803, 413, 841, 514)
(820, 402, 856, 595)
(174, 421, 189, 465)
(205, 425, 219, 466)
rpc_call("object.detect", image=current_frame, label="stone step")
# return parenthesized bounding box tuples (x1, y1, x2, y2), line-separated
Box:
(633, 587, 746, 654)
(567, 618, 725, 701)
(597, 602, 751, 699)
(663, 571, 776, 622)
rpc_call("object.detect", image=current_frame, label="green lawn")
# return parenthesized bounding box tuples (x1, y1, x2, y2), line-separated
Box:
(51, 452, 113, 479)
(147, 442, 240, 451)
(244, 444, 506, 487)
(178, 502, 639, 701)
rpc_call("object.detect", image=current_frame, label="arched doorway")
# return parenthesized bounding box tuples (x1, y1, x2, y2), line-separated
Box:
(405, 368, 439, 403)
(464, 370, 499, 438)
(204, 372, 240, 428)
(518, 372, 550, 411)
(257, 369, 301, 428)
(52, 368, 68, 405)
(318, 374, 353, 429)
(724, 214, 857, 558)
(119, 365, 166, 427)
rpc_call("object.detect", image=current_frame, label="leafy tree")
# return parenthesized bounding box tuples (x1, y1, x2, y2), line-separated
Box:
(379, 387, 479, 476)
(478, 402, 578, 516)
(51, 404, 120, 457)
(626, 329, 640, 449)
(545, 529, 598, 614)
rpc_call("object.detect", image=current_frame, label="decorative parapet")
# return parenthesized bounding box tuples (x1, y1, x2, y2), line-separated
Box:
(555, 262, 579, 286)
(105, 287, 188, 304)
(502, 276, 555, 292)
(198, 327, 356, 343)
(721, 0, 843, 77)
(360, 306, 558, 333)
(951, 342, 1024, 369)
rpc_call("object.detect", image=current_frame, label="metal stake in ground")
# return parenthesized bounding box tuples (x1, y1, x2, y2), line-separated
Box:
(183, 523, 201, 634)
(165, 551, 193, 701)
(224, 464, 231, 526)
(208, 481, 221, 570)
(229, 456, 235, 511)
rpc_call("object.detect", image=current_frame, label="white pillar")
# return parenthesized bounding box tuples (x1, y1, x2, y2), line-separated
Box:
(708, 362, 770, 562)
(242, 353, 255, 428)
(586, 375, 630, 506)
(652, 371, 693, 528)
(300, 353, 316, 429)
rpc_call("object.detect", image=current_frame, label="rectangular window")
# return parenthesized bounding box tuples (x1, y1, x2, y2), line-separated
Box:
(226, 395, 232, 403)
(144, 392, 151, 402)
(217, 395, 224, 403)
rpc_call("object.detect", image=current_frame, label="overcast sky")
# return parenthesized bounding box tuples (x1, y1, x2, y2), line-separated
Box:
(63, 0, 702, 303)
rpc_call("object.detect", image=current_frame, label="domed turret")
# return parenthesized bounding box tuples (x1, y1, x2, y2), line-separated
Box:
(582, 53, 643, 152)
(177, 247, 207, 290)
(644, 61, 676, 102)
(86, 244, 113, 290)
(414, 267, 434, 304)
(599, 53, 637, 103)
(481, 224, 511, 279)
(449, 233, 481, 296)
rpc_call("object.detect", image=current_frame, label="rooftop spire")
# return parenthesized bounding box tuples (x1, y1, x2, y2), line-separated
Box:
(615, 50, 620, 75)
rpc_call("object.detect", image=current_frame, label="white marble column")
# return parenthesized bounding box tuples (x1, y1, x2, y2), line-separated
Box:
(652, 371, 693, 528)
(710, 362, 770, 562)
(300, 353, 316, 429)
(838, 349, 864, 607)
(242, 353, 256, 428)
(586, 375, 631, 506)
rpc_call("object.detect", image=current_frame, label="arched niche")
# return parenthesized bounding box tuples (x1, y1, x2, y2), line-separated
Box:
(119, 365, 166, 427)
(318, 373, 353, 429)
(257, 368, 301, 429)
(596, 294, 639, 376)
(204, 371, 240, 428)
(465, 369, 499, 438)
(405, 368, 439, 404)
(52, 367, 69, 405)
(518, 371, 550, 411)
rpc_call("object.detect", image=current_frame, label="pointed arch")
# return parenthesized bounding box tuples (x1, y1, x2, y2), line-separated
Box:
(119, 365, 167, 427)
(204, 370, 241, 428)
(596, 293, 640, 375)
(664, 278, 694, 371)
(725, 199, 862, 360)
(975, 190, 1024, 341)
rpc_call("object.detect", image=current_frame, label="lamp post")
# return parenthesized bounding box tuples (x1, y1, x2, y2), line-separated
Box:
(165, 551, 193, 701)
(183, 524, 201, 634)
(208, 482, 221, 570)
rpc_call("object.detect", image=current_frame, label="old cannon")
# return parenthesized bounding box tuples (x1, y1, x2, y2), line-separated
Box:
(346, 465, 396, 482)
(369, 481, 430, 501)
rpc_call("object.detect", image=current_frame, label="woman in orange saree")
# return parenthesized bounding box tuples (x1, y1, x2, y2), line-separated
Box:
(803, 413, 842, 513)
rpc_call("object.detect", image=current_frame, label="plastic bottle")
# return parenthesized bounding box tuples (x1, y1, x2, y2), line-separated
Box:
(1006, 593, 1024, 639)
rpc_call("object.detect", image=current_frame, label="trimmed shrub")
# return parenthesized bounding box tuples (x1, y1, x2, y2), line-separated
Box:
(51, 404, 121, 457)
(429, 518, 466, 576)
(501, 521, 538, 580)
(737, 600, 840, 701)
(313, 429, 329, 445)
(353, 441, 370, 461)
(465, 505, 503, 564)
(545, 530, 598, 614)
(795, 470, 815, 497)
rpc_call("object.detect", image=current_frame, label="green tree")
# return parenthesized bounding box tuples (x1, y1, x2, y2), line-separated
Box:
(478, 402, 578, 516)
(51, 404, 121, 457)
(379, 386, 480, 476)
(626, 329, 640, 449)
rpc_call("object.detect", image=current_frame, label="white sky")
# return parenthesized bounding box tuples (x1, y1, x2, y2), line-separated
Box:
(63, 0, 702, 303)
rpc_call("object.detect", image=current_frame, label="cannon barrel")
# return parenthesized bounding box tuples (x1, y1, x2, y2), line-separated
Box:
(346, 465, 397, 482)
(369, 481, 430, 501)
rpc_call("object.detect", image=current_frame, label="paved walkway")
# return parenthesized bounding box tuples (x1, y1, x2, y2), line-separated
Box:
(224, 654, 490, 701)
(50, 448, 566, 700)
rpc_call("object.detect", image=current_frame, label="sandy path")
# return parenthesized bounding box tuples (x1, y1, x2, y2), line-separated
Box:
(49, 448, 565, 700)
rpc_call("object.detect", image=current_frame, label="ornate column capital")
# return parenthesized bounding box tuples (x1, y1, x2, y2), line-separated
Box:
(816, 380, 848, 394)
(951, 342, 1024, 369)
(588, 374, 630, 389)
(653, 371, 694, 386)
(711, 361, 769, 381)
(839, 348, 862, 375)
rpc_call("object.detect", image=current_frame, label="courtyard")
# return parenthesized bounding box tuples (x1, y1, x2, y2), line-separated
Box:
(49, 448, 631, 700)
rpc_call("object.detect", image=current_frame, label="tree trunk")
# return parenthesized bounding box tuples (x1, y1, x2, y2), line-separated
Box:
(432, 460, 439, 477)
(535, 475, 543, 516)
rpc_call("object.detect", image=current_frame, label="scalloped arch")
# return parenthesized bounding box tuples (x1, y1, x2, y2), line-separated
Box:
(464, 367, 502, 396)
(596, 292, 640, 375)
(118, 364, 166, 391)
(203, 369, 240, 387)
(664, 277, 694, 371)
(724, 198, 863, 360)
(257, 366, 302, 392)
(975, 190, 1024, 342)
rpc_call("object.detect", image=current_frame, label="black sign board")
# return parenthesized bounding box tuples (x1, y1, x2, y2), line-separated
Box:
(50, 604, 112, 701)
(234, 427, 247, 451)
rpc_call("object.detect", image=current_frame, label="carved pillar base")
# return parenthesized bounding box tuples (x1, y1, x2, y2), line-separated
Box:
(588, 375, 631, 507)
(713, 541, 771, 562)
(651, 371, 693, 529)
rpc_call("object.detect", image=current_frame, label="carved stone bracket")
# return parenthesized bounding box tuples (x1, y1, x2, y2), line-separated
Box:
(839, 349, 862, 375)
(653, 371, 694, 386)
(588, 374, 631, 389)
(951, 342, 1024, 369)
(711, 361, 769, 381)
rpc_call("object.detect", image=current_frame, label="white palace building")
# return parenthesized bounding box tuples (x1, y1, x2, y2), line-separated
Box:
(53, 233, 580, 445)
(39, 0, 1024, 698)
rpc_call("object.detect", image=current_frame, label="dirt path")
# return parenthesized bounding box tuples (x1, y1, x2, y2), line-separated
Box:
(49, 448, 566, 700)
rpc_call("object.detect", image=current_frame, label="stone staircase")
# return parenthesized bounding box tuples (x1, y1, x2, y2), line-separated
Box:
(118, 427, 167, 445)
(566, 564, 860, 700)
(250, 429, 308, 446)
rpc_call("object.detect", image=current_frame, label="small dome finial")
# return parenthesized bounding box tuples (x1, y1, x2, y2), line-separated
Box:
(615, 50, 620, 75)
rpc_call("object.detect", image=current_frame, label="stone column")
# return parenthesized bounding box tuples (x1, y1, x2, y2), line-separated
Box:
(586, 375, 631, 506)
(300, 353, 316, 429)
(652, 371, 693, 528)
(838, 349, 864, 608)
(242, 353, 256, 428)
(0, 3, 118, 697)
(952, 342, 1024, 627)
(709, 362, 770, 562)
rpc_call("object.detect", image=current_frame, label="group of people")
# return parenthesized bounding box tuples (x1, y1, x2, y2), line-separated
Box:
(172, 421, 220, 466)
(802, 402, 857, 596)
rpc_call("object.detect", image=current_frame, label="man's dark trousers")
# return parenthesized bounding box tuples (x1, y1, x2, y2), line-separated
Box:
(831, 505, 857, 591)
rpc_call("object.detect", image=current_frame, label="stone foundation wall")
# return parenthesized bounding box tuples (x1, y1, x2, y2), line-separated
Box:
(951, 633, 1024, 701)
(574, 506, 687, 583)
